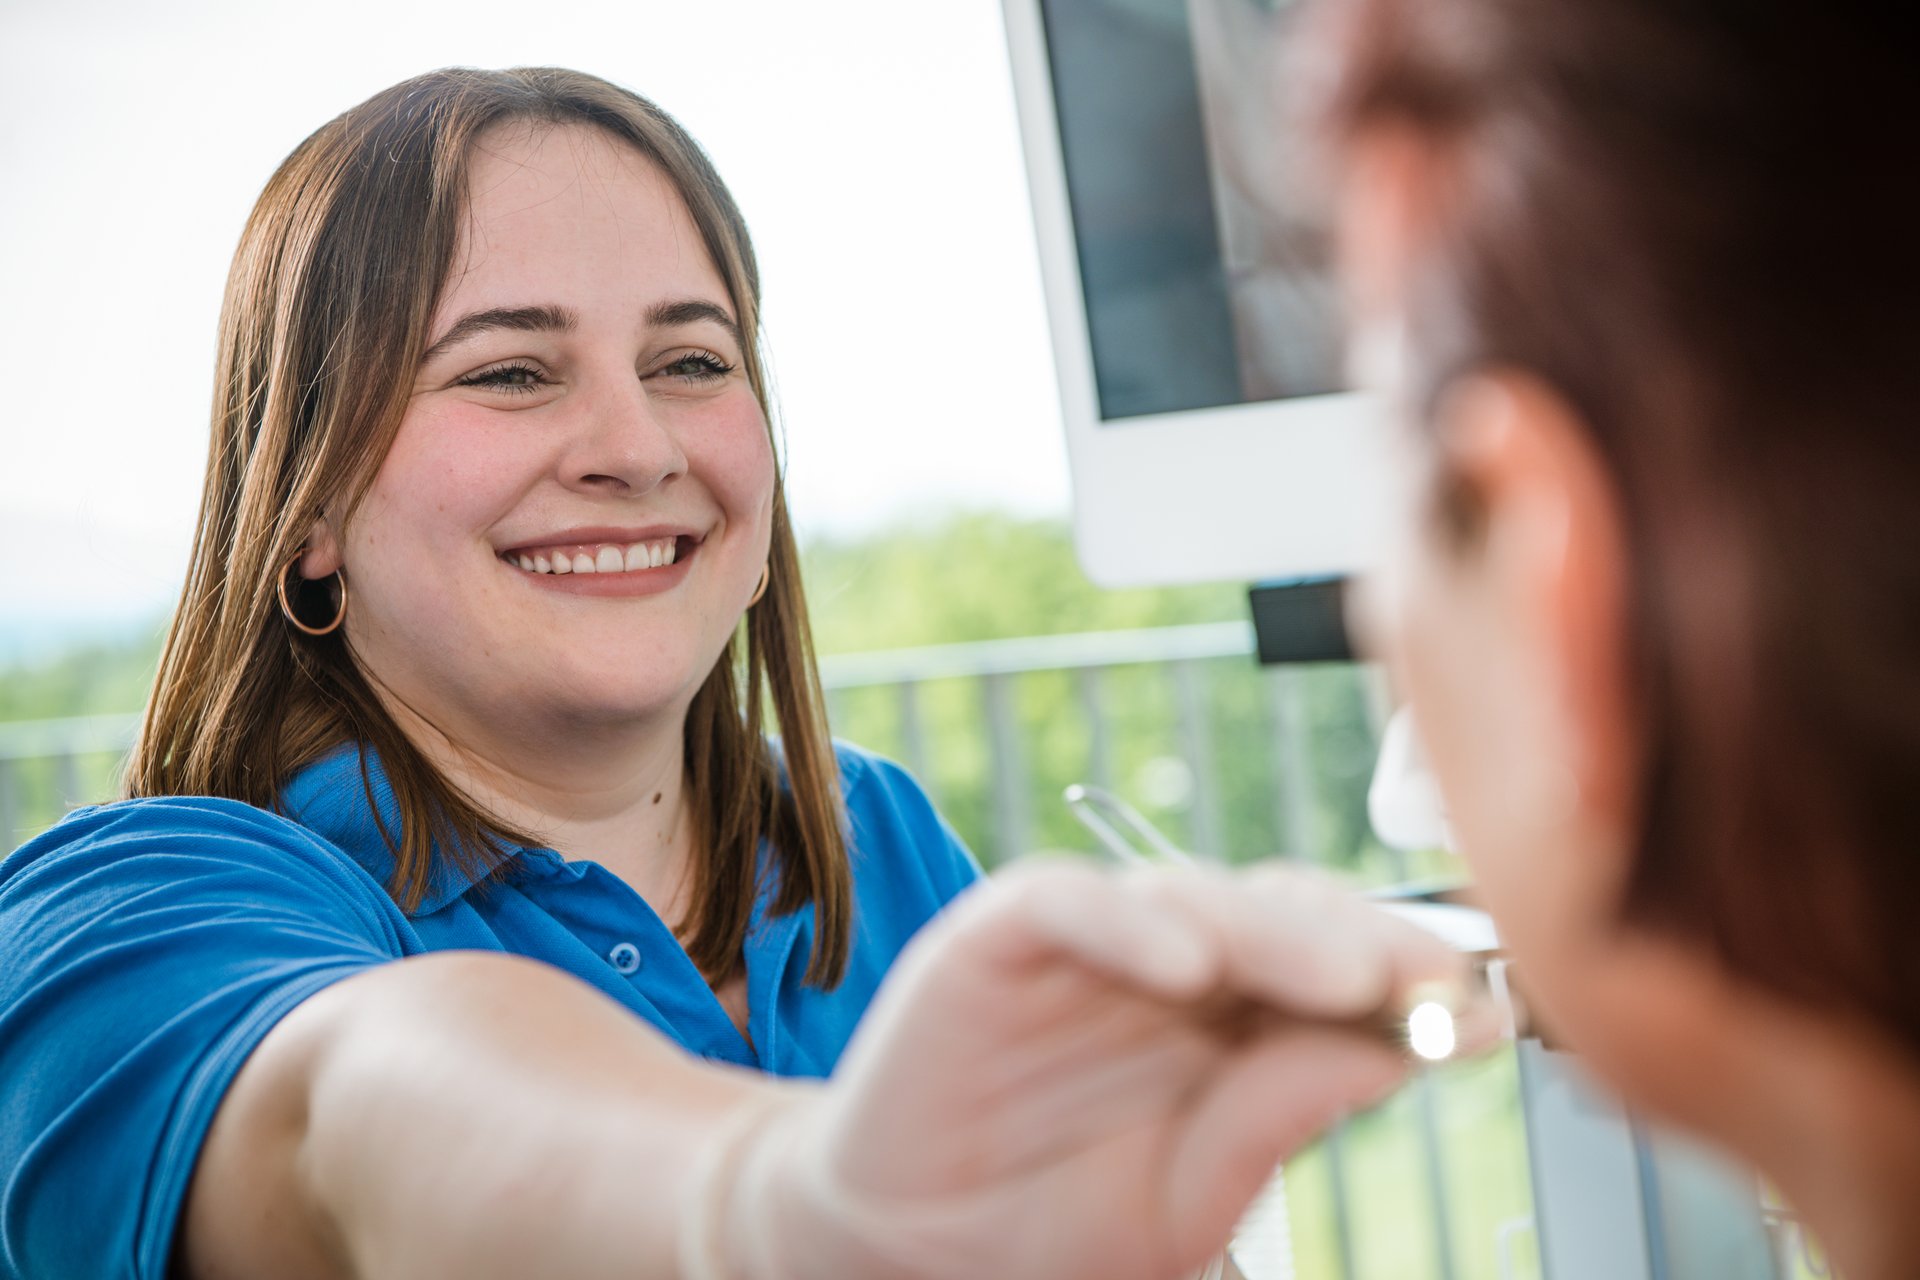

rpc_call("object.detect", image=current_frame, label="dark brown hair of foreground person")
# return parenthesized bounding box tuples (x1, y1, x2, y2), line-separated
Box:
(125, 68, 852, 988)
(1313, 0, 1920, 1057)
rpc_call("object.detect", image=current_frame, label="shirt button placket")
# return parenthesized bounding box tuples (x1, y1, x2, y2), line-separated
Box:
(607, 941, 642, 976)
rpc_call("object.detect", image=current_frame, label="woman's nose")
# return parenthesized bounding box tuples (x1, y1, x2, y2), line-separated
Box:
(559, 372, 689, 496)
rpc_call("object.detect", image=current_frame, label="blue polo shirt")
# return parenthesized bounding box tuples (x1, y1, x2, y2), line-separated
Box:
(0, 740, 979, 1280)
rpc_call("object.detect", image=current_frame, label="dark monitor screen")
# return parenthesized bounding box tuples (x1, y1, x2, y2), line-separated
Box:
(1040, 0, 1344, 421)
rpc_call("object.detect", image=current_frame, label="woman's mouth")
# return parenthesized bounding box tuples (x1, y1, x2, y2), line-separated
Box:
(500, 535, 689, 576)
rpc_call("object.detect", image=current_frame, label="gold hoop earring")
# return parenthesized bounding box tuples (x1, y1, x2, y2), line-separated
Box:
(277, 552, 348, 636)
(747, 563, 770, 607)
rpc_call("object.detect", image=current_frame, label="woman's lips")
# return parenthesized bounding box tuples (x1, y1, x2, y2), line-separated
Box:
(499, 535, 699, 598)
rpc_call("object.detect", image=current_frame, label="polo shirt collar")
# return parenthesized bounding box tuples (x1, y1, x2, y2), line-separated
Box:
(277, 742, 792, 924)
(278, 742, 494, 916)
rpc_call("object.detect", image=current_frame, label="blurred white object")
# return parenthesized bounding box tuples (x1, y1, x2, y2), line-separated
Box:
(1374, 901, 1500, 956)
(1368, 706, 1453, 852)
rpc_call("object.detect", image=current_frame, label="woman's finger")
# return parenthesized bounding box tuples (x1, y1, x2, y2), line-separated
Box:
(1129, 863, 1466, 1019)
(938, 858, 1475, 1044)
(950, 858, 1223, 1001)
(1160, 1026, 1409, 1268)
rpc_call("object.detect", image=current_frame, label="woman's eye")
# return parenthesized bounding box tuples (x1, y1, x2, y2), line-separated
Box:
(658, 350, 735, 382)
(456, 362, 549, 395)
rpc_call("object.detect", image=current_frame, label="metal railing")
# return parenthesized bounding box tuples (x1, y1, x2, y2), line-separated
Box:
(0, 624, 1504, 1280)
(2, 623, 1355, 859)
(818, 621, 1404, 877)
(822, 621, 1282, 862)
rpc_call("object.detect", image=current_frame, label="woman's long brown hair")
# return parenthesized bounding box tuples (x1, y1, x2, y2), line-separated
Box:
(126, 67, 851, 988)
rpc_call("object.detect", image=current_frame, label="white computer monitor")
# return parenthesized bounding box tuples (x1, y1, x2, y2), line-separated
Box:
(1002, 0, 1388, 588)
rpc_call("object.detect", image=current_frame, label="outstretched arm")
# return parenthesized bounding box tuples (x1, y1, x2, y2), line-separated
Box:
(179, 861, 1481, 1280)
(179, 951, 802, 1280)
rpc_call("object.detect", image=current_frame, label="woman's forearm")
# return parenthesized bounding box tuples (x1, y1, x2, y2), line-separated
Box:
(182, 951, 804, 1280)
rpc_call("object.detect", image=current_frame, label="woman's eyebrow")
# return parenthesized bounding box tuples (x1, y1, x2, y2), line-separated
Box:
(648, 298, 742, 348)
(422, 304, 578, 362)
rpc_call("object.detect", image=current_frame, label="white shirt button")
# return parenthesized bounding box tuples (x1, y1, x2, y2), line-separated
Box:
(608, 942, 642, 975)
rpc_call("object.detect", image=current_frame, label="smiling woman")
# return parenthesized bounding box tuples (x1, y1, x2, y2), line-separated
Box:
(130, 77, 847, 991)
(0, 65, 1478, 1280)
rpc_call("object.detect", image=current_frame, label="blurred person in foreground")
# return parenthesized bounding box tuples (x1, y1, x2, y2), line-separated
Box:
(0, 67, 1472, 1280)
(1319, 0, 1920, 1275)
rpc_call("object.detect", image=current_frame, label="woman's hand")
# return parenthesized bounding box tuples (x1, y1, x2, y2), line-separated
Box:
(712, 858, 1487, 1280)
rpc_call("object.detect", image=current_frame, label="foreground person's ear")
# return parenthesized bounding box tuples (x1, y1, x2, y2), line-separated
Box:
(1432, 371, 1637, 832)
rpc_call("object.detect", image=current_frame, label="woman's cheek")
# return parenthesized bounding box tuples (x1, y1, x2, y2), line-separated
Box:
(1354, 483, 1429, 692)
(379, 405, 547, 533)
(691, 398, 777, 527)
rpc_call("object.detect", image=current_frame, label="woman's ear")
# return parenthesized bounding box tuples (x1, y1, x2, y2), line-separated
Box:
(1435, 372, 1637, 822)
(299, 515, 345, 579)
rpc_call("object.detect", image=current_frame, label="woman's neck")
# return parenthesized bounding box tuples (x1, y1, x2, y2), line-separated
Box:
(1726, 1008, 1920, 1280)
(380, 691, 703, 924)
(1575, 936, 1920, 1280)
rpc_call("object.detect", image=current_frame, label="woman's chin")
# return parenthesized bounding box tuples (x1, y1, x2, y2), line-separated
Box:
(544, 671, 711, 731)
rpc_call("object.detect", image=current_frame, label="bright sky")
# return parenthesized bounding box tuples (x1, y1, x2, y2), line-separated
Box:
(0, 0, 1071, 638)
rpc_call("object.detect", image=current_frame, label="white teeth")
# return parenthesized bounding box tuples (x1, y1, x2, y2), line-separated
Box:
(512, 538, 684, 575)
